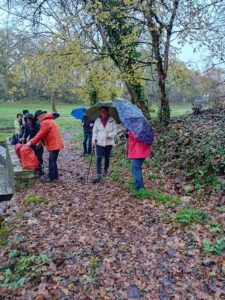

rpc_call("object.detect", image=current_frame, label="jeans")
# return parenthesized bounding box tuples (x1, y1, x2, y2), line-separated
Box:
(48, 150, 59, 180)
(32, 145, 44, 173)
(34, 145, 44, 164)
(96, 145, 113, 175)
(131, 158, 145, 191)
(83, 133, 92, 154)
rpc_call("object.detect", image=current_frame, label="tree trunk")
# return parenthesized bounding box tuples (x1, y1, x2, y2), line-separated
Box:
(157, 77, 170, 126)
(89, 89, 98, 106)
(124, 80, 150, 120)
(51, 92, 57, 113)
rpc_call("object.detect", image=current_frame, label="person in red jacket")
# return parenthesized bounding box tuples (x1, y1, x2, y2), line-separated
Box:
(27, 110, 64, 183)
(127, 132, 151, 191)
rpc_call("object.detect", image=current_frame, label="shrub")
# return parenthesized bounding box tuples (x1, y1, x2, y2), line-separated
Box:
(203, 238, 225, 255)
(175, 208, 208, 224)
(24, 194, 49, 206)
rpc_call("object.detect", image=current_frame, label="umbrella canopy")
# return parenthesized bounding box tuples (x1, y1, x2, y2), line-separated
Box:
(113, 98, 154, 145)
(71, 107, 86, 120)
(85, 101, 121, 124)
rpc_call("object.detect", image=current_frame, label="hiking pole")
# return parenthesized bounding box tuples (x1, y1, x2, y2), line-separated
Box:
(86, 146, 95, 182)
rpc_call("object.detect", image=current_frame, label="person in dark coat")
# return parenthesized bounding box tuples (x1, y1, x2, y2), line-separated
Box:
(81, 109, 94, 156)
(21, 113, 40, 141)
(21, 113, 44, 176)
(22, 110, 29, 124)
(27, 110, 64, 182)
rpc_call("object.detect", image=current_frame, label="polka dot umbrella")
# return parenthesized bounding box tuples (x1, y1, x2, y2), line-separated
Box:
(113, 98, 154, 145)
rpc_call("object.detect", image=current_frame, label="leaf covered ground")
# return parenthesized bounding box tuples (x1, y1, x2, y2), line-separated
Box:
(0, 112, 225, 300)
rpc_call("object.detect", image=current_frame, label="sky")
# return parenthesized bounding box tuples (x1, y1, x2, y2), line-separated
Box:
(0, 4, 219, 72)
(177, 43, 209, 71)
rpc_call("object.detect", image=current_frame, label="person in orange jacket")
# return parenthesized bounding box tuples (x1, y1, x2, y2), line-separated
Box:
(26, 110, 64, 183)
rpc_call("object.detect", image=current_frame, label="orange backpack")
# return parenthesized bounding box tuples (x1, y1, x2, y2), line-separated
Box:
(20, 145, 39, 170)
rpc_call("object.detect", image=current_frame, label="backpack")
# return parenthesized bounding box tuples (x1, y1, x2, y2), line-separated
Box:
(20, 145, 39, 170)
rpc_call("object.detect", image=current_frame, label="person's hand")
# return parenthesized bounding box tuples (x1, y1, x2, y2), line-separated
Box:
(93, 140, 97, 146)
(26, 141, 31, 147)
(106, 136, 112, 140)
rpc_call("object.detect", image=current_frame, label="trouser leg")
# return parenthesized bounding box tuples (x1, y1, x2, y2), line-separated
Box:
(35, 145, 44, 174)
(131, 158, 145, 191)
(48, 150, 59, 180)
(104, 145, 113, 171)
(83, 133, 88, 154)
(96, 145, 104, 175)
(87, 134, 92, 154)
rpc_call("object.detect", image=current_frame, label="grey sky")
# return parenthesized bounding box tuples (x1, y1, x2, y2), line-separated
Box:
(177, 44, 208, 71)
(0, 2, 222, 72)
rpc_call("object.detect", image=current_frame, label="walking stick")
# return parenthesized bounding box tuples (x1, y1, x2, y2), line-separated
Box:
(86, 146, 95, 182)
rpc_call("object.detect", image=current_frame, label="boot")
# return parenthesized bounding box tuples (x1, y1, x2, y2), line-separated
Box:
(40, 176, 52, 183)
(92, 174, 102, 184)
(103, 169, 109, 177)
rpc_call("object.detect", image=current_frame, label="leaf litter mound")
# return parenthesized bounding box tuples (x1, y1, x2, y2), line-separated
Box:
(0, 112, 225, 299)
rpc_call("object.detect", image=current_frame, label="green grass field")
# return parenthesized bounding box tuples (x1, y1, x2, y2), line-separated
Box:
(0, 102, 79, 140)
(0, 102, 77, 127)
(0, 102, 192, 140)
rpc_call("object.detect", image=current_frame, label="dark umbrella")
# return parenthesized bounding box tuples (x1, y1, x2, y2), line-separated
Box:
(71, 107, 86, 120)
(113, 98, 154, 145)
(85, 101, 121, 124)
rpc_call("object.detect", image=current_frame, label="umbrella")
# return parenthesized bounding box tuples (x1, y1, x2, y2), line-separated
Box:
(113, 98, 154, 145)
(85, 101, 121, 124)
(71, 107, 86, 120)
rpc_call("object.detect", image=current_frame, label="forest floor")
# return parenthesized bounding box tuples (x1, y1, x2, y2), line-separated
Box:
(0, 112, 225, 300)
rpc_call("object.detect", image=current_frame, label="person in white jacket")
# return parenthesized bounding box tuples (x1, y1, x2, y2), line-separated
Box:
(92, 107, 117, 183)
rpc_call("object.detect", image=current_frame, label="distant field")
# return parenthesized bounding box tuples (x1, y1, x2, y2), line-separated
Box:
(0, 102, 77, 127)
(151, 103, 192, 118)
(0, 102, 79, 140)
(0, 101, 192, 140)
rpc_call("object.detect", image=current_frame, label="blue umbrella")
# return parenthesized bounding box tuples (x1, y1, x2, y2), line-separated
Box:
(71, 107, 86, 120)
(113, 98, 154, 145)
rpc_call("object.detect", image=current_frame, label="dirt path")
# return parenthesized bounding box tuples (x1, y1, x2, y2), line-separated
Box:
(0, 135, 225, 299)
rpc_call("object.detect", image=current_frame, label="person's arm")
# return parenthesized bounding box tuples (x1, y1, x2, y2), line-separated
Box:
(24, 125, 30, 140)
(107, 119, 117, 138)
(19, 124, 28, 141)
(29, 122, 50, 145)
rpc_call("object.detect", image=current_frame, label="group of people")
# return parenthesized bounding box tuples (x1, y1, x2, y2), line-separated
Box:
(13, 106, 150, 190)
(13, 109, 63, 183)
(82, 107, 150, 191)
